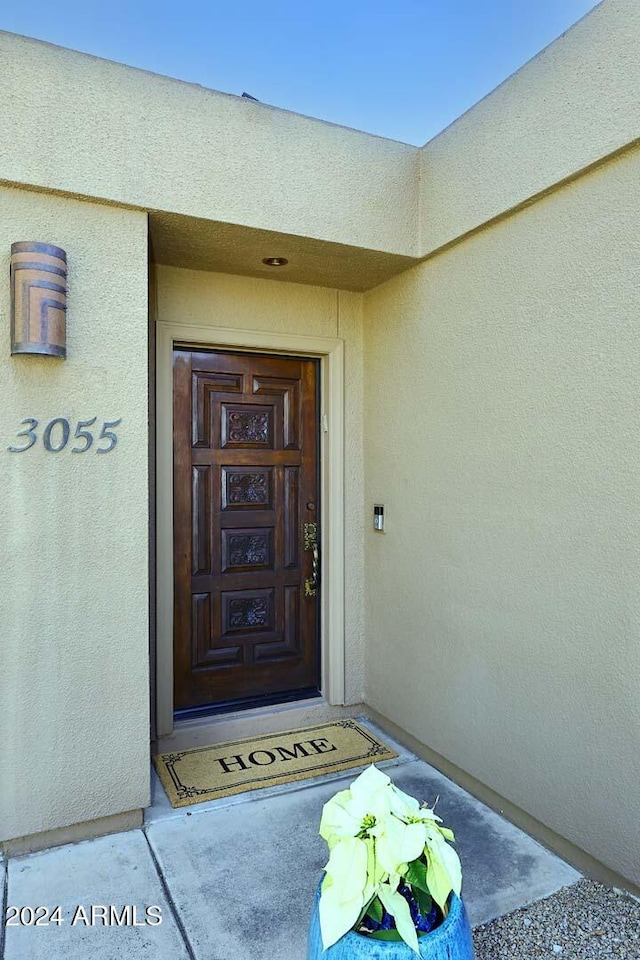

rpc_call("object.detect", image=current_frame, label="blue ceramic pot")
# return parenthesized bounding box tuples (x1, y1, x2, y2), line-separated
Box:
(307, 883, 475, 960)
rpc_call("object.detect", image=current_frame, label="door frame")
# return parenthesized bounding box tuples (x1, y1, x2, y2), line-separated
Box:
(155, 321, 345, 737)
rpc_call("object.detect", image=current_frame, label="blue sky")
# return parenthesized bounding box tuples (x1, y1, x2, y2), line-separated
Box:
(2, 1, 600, 144)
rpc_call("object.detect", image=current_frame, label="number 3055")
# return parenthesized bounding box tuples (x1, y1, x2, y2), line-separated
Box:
(7, 418, 122, 454)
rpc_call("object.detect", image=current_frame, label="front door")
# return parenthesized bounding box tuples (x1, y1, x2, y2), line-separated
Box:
(173, 348, 320, 712)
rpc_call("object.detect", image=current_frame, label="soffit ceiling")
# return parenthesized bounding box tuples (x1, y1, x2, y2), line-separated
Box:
(149, 211, 417, 292)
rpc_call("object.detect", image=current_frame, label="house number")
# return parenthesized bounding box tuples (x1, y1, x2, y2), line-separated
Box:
(7, 418, 122, 454)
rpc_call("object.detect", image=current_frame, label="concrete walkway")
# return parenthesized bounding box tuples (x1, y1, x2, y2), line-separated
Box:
(1, 722, 580, 960)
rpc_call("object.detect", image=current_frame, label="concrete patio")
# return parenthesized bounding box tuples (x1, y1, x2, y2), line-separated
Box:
(1, 722, 580, 960)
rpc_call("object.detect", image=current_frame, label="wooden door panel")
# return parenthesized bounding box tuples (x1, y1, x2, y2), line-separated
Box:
(173, 349, 319, 710)
(220, 528, 274, 573)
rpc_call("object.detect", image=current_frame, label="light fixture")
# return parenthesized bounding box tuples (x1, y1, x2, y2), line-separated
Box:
(262, 257, 288, 267)
(10, 242, 67, 358)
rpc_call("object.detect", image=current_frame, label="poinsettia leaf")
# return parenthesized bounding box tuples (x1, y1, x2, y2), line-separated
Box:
(350, 764, 391, 799)
(378, 883, 420, 955)
(324, 836, 369, 903)
(368, 929, 404, 941)
(364, 836, 385, 895)
(399, 822, 428, 864)
(366, 896, 384, 924)
(374, 815, 404, 874)
(424, 836, 461, 911)
(369, 928, 432, 941)
(405, 857, 430, 894)
(319, 890, 365, 949)
(319, 790, 357, 843)
(354, 894, 377, 930)
(425, 856, 451, 911)
(432, 835, 461, 893)
(376, 818, 424, 875)
(413, 885, 433, 918)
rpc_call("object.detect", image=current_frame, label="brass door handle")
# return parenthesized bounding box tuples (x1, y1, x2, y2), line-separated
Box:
(304, 523, 319, 597)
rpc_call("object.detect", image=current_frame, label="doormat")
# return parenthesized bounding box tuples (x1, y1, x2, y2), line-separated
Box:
(154, 719, 398, 808)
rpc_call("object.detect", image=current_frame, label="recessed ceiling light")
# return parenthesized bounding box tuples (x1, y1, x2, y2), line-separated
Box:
(262, 257, 289, 267)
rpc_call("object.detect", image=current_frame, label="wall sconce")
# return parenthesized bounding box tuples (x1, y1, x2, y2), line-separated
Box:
(10, 242, 67, 358)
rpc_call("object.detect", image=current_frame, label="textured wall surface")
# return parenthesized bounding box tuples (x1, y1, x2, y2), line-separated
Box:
(0, 186, 149, 842)
(419, 0, 640, 255)
(0, 32, 418, 257)
(156, 266, 365, 704)
(1, 2, 636, 266)
(2, 0, 639, 867)
(363, 145, 640, 885)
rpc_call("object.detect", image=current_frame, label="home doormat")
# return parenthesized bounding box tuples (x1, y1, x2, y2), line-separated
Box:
(154, 719, 398, 808)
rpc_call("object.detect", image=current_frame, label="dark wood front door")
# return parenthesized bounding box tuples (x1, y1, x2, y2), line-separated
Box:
(173, 348, 320, 712)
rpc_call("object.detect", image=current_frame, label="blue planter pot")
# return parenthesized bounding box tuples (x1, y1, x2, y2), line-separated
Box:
(307, 883, 475, 960)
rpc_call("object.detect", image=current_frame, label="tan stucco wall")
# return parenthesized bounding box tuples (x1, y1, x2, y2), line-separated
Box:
(1, 0, 637, 865)
(156, 265, 365, 704)
(2, 1, 636, 266)
(0, 32, 418, 258)
(419, 0, 640, 256)
(0, 186, 149, 843)
(363, 144, 640, 885)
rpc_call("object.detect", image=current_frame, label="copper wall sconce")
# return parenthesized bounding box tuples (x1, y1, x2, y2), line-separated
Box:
(10, 242, 67, 358)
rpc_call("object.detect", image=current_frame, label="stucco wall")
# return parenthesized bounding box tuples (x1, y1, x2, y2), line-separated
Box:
(0, 186, 149, 843)
(0, 32, 418, 258)
(363, 144, 640, 885)
(156, 266, 365, 705)
(419, 0, 640, 256)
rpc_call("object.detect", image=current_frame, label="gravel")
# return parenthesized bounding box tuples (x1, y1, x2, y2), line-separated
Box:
(473, 880, 640, 959)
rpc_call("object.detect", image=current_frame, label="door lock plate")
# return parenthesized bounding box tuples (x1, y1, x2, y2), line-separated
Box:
(303, 522, 317, 551)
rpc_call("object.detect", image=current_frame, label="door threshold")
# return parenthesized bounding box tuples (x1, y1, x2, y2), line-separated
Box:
(174, 687, 320, 722)
(154, 698, 363, 755)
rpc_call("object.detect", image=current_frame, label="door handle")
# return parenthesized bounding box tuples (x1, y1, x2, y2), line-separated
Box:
(304, 522, 319, 598)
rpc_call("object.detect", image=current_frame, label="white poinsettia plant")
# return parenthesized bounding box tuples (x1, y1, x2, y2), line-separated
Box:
(318, 764, 462, 954)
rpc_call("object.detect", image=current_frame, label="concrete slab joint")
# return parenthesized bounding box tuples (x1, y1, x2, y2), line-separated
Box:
(1, 726, 583, 960)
